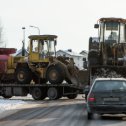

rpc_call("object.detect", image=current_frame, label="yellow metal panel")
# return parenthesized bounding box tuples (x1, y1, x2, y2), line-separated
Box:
(7, 56, 14, 69)
(29, 52, 39, 62)
(29, 52, 49, 62)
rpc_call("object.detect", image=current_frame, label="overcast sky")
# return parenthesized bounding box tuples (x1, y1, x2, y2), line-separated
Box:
(0, 0, 126, 52)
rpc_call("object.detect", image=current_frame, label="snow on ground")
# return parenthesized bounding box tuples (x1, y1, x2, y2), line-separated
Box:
(0, 98, 26, 113)
(0, 95, 84, 114)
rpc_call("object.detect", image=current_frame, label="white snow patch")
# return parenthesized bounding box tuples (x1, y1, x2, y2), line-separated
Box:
(0, 99, 26, 113)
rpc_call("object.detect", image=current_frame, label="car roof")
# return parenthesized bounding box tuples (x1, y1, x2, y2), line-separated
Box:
(94, 78, 126, 81)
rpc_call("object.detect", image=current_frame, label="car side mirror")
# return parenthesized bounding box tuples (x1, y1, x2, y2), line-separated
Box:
(94, 24, 99, 28)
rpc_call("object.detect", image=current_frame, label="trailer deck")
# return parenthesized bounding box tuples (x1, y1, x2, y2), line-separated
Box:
(0, 83, 84, 100)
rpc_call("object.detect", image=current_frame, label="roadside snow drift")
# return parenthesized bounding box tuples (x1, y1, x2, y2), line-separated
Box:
(0, 99, 26, 113)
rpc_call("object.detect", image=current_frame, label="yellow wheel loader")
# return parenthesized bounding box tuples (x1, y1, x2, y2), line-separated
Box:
(8, 35, 80, 85)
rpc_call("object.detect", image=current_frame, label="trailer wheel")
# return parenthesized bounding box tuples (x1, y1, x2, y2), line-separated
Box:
(31, 87, 46, 100)
(15, 68, 32, 84)
(46, 65, 64, 84)
(67, 94, 77, 99)
(2, 95, 12, 99)
(47, 87, 59, 100)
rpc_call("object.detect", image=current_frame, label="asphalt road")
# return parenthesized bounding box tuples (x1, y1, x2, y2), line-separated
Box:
(0, 96, 126, 126)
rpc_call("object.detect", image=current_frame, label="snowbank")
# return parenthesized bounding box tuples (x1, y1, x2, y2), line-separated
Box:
(0, 99, 26, 113)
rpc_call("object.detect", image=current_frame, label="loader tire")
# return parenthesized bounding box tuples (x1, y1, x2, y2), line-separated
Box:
(46, 65, 64, 84)
(15, 68, 32, 84)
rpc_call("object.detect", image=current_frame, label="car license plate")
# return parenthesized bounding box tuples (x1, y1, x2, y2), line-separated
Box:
(104, 97, 119, 101)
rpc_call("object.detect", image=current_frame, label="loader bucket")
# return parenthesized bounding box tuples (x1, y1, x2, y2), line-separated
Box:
(90, 66, 126, 84)
(64, 66, 89, 87)
(76, 70, 89, 88)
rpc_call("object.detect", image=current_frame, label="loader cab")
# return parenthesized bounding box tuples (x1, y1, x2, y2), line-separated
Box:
(28, 35, 57, 63)
(96, 18, 126, 44)
(94, 18, 126, 65)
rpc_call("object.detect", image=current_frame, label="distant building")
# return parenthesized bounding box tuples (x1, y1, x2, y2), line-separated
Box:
(56, 49, 86, 70)
(79, 50, 88, 60)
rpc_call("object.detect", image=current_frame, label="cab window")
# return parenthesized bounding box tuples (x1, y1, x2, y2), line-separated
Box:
(32, 40, 38, 52)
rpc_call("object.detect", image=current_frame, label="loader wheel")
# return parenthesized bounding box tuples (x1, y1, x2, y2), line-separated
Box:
(31, 87, 46, 100)
(67, 94, 77, 99)
(46, 65, 64, 84)
(47, 87, 59, 100)
(15, 68, 32, 84)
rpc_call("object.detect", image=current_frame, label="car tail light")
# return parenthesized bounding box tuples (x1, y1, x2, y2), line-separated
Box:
(88, 93, 96, 102)
(88, 97, 96, 102)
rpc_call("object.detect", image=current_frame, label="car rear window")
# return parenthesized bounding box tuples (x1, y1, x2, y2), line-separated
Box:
(92, 80, 126, 91)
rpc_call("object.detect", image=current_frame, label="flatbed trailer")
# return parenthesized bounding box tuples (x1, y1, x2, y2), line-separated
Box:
(0, 83, 84, 100)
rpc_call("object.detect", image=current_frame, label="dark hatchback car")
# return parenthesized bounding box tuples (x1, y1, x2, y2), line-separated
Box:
(86, 78, 126, 119)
